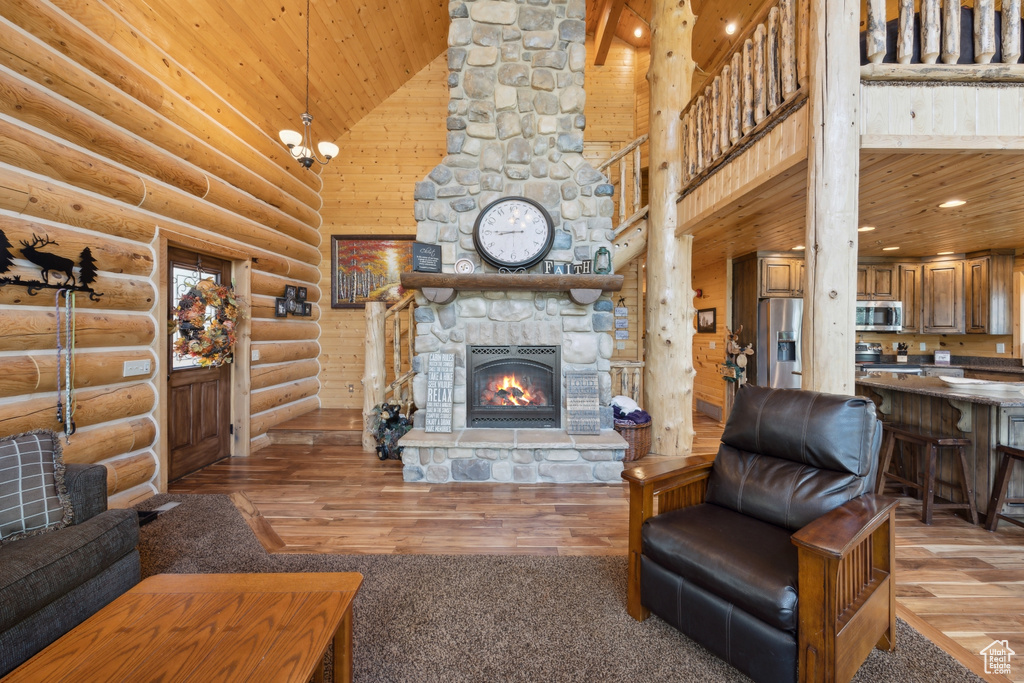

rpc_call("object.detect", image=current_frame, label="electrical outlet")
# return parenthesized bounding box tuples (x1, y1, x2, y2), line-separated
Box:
(251, 348, 260, 361)
(709, 341, 716, 349)
(122, 359, 150, 377)
(348, 384, 355, 393)
(616, 341, 626, 350)
(919, 342, 927, 351)
(997, 343, 1006, 354)
(892, 342, 900, 351)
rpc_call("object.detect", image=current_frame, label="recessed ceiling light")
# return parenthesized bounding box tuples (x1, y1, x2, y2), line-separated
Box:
(937, 251, 954, 255)
(634, 27, 643, 38)
(725, 22, 737, 35)
(882, 246, 900, 251)
(792, 245, 805, 251)
(858, 226, 875, 232)
(938, 199, 966, 208)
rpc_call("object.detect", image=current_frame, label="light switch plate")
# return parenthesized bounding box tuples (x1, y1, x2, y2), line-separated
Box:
(616, 341, 626, 350)
(709, 341, 716, 349)
(251, 348, 260, 361)
(919, 342, 927, 351)
(123, 359, 151, 377)
(997, 343, 1006, 354)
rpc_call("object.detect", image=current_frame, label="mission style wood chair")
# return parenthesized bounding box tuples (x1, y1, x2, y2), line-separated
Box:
(622, 386, 898, 683)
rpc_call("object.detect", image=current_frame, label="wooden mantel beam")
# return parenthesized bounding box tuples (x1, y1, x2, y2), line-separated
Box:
(594, 0, 629, 65)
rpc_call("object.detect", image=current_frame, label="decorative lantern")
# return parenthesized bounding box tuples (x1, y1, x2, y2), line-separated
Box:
(593, 246, 612, 274)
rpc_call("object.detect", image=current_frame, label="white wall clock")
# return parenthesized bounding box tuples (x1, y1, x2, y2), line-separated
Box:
(472, 196, 555, 270)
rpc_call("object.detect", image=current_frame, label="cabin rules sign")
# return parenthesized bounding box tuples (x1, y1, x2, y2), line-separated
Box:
(424, 353, 455, 433)
(565, 371, 600, 435)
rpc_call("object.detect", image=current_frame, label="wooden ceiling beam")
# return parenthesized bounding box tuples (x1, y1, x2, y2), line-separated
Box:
(593, 0, 629, 65)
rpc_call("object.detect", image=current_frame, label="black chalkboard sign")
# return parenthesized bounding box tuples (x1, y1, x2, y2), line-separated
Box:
(413, 242, 442, 273)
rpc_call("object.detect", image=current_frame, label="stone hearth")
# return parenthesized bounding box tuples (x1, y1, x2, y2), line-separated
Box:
(399, 0, 627, 483)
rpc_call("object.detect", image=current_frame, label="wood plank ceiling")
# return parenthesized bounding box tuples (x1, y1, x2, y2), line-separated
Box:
(108, 0, 449, 144)
(687, 151, 1024, 264)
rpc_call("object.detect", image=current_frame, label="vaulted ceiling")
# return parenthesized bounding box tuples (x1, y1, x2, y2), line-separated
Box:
(110, 0, 760, 146)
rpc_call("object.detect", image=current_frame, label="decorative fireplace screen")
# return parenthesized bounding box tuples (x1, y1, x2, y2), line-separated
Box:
(466, 345, 560, 428)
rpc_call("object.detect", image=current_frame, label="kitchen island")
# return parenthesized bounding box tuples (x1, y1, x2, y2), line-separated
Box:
(856, 374, 1024, 521)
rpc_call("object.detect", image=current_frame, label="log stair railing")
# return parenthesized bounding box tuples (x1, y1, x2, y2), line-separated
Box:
(679, 0, 809, 198)
(361, 291, 415, 451)
(610, 360, 645, 407)
(862, 0, 1024, 80)
(594, 134, 651, 271)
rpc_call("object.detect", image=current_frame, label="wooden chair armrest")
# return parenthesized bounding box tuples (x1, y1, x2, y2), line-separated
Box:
(791, 494, 899, 559)
(621, 453, 716, 492)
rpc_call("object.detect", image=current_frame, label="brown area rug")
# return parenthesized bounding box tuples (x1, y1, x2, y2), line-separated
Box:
(136, 494, 982, 683)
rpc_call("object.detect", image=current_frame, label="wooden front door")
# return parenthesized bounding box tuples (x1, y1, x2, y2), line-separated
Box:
(168, 247, 231, 481)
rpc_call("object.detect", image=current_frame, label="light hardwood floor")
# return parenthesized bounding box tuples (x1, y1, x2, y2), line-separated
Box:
(170, 409, 1024, 682)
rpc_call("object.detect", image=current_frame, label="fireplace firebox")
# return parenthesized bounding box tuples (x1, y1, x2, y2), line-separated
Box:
(467, 345, 560, 428)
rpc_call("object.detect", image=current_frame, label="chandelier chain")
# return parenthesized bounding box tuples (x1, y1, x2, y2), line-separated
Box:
(305, 0, 310, 114)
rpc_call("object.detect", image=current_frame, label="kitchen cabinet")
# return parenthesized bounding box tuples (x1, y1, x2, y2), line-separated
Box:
(965, 253, 1014, 334)
(759, 257, 803, 298)
(898, 264, 922, 333)
(922, 260, 964, 334)
(856, 263, 898, 300)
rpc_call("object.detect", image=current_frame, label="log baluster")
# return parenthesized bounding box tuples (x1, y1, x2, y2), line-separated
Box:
(1003, 0, 1022, 63)
(975, 0, 996, 64)
(686, 111, 697, 178)
(620, 157, 627, 222)
(696, 96, 706, 171)
(711, 77, 722, 158)
(767, 8, 782, 111)
(753, 25, 768, 124)
(704, 86, 715, 166)
(362, 302, 386, 452)
(941, 0, 961, 64)
(742, 39, 755, 133)
(780, 0, 797, 96)
(730, 52, 742, 143)
(866, 0, 887, 64)
(633, 145, 642, 213)
(921, 0, 940, 63)
(897, 0, 915, 64)
(719, 66, 731, 154)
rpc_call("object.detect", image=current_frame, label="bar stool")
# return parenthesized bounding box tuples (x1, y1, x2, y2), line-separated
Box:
(877, 423, 979, 525)
(985, 445, 1024, 532)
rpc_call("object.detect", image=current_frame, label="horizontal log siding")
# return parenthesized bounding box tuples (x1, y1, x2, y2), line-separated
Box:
(0, 0, 323, 504)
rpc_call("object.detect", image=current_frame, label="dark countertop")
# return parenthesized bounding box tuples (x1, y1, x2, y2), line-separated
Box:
(867, 355, 1024, 375)
(855, 374, 1024, 407)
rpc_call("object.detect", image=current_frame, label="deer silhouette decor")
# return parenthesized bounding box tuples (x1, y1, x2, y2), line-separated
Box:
(0, 230, 103, 301)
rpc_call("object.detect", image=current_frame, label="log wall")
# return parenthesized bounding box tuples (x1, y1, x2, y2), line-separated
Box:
(0, 1, 323, 504)
(318, 37, 648, 409)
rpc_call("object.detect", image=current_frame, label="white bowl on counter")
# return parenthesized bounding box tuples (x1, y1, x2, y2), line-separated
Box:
(938, 376, 1024, 395)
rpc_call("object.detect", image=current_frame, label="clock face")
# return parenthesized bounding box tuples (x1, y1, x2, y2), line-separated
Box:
(472, 197, 555, 269)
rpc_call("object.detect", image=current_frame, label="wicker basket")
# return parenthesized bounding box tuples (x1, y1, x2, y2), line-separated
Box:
(614, 419, 652, 462)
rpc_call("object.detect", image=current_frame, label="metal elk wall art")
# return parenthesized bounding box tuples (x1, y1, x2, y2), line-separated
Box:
(0, 230, 103, 301)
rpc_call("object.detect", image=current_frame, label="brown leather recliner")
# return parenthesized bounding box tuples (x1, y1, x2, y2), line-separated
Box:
(623, 386, 897, 683)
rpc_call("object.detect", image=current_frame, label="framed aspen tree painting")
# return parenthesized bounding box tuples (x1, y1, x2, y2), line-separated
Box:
(330, 235, 414, 308)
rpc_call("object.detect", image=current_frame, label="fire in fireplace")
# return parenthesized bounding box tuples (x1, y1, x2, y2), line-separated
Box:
(467, 345, 560, 428)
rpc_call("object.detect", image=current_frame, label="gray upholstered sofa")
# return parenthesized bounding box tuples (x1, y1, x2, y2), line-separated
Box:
(0, 462, 140, 676)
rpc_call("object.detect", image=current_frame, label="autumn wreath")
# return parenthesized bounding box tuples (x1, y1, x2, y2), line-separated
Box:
(170, 278, 244, 367)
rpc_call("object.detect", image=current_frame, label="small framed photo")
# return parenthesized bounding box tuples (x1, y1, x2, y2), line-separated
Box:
(696, 307, 717, 334)
(274, 297, 288, 317)
(296, 286, 307, 302)
(302, 302, 312, 317)
(284, 284, 297, 300)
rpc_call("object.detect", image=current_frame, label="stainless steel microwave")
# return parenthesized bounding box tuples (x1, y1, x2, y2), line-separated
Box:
(855, 301, 903, 332)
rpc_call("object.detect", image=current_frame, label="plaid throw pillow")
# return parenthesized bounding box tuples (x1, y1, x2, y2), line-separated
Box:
(0, 430, 73, 545)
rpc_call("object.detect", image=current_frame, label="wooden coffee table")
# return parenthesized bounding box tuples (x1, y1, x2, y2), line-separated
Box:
(3, 572, 363, 683)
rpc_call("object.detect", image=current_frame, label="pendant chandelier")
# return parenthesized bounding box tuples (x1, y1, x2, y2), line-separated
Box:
(278, 0, 338, 168)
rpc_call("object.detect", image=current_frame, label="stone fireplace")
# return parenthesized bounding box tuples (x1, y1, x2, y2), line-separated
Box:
(397, 0, 627, 483)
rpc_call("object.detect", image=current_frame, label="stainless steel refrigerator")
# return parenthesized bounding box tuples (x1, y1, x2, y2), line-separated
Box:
(756, 298, 802, 389)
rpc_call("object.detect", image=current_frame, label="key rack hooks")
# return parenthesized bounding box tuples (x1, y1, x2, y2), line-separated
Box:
(0, 229, 104, 302)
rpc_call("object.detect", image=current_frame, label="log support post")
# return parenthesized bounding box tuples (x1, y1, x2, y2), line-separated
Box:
(801, 0, 859, 395)
(645, 0, 696, 456)
(362, 302, 387, 452)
